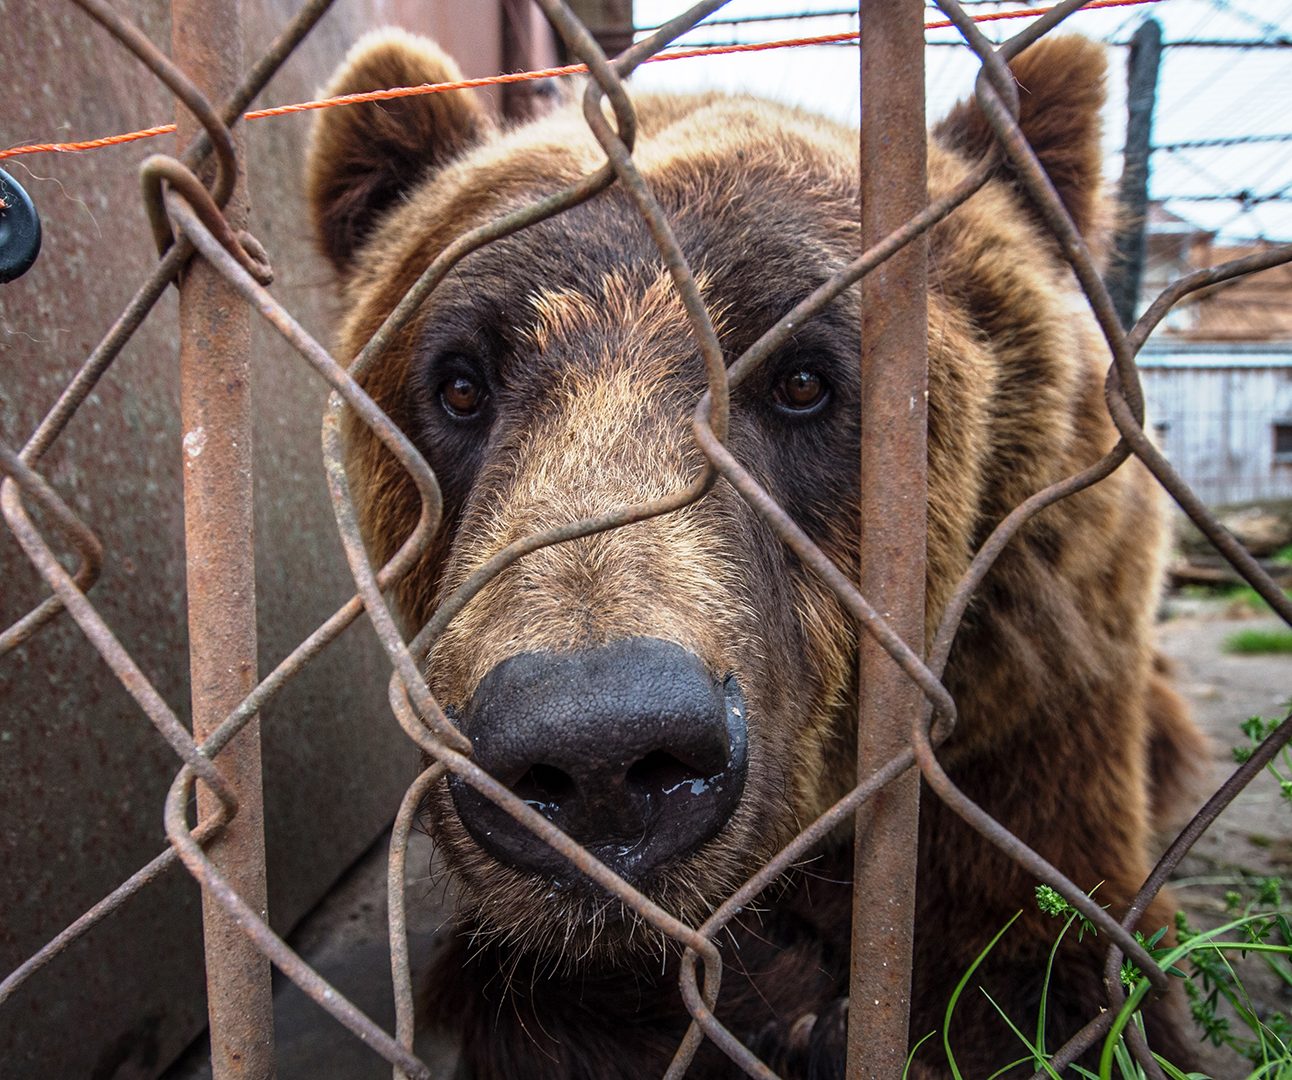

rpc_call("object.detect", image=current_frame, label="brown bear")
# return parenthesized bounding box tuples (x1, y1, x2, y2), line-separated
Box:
(306, 27, 1205, 1079)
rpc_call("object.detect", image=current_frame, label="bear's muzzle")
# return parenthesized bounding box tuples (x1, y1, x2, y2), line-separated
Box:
(448, 636, 749, 883)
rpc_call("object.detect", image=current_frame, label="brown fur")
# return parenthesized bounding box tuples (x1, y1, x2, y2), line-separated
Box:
(1146, 653, 1211, 832)
(308, 31, 1205, 1078)
(306, 30, 495, 273)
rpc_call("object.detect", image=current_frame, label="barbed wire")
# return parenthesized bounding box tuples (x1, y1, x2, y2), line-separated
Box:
(1158, 133, 1292, 150)
(0, 0, 1161, 166)
(1163, 191, 1292, 204)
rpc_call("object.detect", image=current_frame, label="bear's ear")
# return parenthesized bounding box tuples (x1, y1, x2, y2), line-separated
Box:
(934, 36, 1107, 241)
(306, 29, 495, 273)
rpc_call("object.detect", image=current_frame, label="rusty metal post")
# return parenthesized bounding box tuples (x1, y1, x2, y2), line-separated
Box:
(847, 0, 928, 1075)
(173, 1, 276, 1076)
(502, 0, 540, 121)
(1107, 17, 1162, 330)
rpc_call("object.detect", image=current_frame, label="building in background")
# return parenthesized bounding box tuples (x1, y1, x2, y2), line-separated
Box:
(1139, 203, 1292, 505)
(628, 2, 1292, 508)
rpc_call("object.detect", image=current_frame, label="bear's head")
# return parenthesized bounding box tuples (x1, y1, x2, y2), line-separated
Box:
(307, 29, 1122, 963)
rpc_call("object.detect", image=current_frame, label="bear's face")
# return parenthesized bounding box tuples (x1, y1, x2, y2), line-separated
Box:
(308, 29, 1112, 962)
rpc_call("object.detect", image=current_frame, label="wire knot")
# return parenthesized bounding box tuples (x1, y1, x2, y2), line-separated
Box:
(140, 154, 273, 285)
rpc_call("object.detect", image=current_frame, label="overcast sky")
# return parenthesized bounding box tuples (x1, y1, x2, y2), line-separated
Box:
(630, 0, 1292, 242)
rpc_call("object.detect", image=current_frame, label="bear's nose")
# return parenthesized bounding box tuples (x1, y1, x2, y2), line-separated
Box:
(448, 637, 748, 882)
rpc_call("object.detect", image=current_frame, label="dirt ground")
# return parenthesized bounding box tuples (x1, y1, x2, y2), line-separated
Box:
(1158, 600, 1290, 882)
(1155, 599, 1292, 1079)
(166, 599, 1290, 1079)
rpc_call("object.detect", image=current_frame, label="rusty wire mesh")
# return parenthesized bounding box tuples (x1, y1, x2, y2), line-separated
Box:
(3, 1, 1292, 1078)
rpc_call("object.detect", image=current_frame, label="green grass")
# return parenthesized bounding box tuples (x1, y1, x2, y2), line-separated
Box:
(1176, 583, 1292, 616)
(921, 889, 1292, 1079)
(914, 713, 1292, 1079)
(1223, 586, 1290, 614)
(1224, 628, 1292, 654)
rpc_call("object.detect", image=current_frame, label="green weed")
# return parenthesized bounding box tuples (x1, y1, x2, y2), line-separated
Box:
(1232, 715, 1292, 811)
(921, 712, 1292, 1078)
(1223, 628, 1292, 655)
(1177, 583, 1291, 615)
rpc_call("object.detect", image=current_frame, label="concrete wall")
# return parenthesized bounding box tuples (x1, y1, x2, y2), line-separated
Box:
(0, 2, 532, 1076)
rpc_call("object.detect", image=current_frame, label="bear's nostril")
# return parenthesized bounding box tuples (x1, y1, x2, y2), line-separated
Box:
(513, 764, 577, 811)
(625, 750, 695, 796)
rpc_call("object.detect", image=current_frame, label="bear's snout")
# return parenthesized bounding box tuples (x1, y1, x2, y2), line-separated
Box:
(448, 637, 749, 883)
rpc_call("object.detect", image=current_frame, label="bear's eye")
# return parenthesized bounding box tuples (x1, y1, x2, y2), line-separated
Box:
(439, 374, 488, 419)
(774, 369, 830, 414)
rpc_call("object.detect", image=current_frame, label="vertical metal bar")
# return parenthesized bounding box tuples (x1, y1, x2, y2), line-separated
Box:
(502, 0, 539, 121)
(172, 1, 275, 1076)
(848, 0, 928, 1075)
(565, 0, 634, 57)
(1107, 17, 1163, 329)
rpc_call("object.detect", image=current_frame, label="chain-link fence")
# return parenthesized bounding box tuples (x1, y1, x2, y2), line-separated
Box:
(2, 1, 1292, 1077)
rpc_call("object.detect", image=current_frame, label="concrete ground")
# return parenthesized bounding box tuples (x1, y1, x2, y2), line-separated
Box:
(167, 600, 1290, 1079)
(163, 827, 461, 1079)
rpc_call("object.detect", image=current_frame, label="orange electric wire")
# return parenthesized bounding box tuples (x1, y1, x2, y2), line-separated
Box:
(0, 0, 1161, 165)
